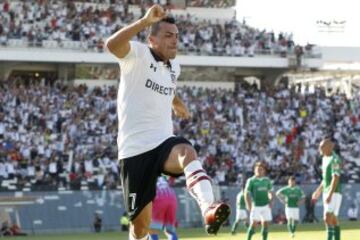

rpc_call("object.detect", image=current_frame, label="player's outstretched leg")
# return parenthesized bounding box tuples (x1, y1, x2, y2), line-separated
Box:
(164, 144, 230, 235)
(203, 201, 231, 234)
(184, 159, 231, 234)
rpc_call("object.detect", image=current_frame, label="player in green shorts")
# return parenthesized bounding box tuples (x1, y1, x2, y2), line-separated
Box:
(312, 139, 342, 240)
(245, 162, 273, 240)
(276, 176, 305, 238)
(231, 182, 248, 235)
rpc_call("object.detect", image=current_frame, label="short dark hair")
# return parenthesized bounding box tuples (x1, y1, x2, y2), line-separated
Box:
(149, 17, 176, 36)
(255, 161, 266, 168)
(288, 176, 295, 181)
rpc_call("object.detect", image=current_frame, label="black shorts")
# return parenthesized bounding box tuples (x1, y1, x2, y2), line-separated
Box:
(119, 136, 192, 221)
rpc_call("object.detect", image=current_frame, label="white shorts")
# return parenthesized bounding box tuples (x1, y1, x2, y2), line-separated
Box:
(250, 205, 272, 222)
(285, 207, 300, 221)
(323, 192, 342, 217)
(235, 209, 248, 221)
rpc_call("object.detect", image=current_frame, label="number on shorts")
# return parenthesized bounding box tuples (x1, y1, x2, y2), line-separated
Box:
(129, 193, 136, 210)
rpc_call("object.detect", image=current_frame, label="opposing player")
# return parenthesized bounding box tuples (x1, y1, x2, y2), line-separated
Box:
(231, 182, 248, 235)
(106, 4, 230, 240)
(150, 176, 178, 240)
(312, 139, 342, 240)
(245, 162, 273, 240)
(276, 176, 305, 238)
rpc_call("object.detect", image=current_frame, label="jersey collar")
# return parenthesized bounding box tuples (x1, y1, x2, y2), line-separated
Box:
(149, 47, 172, 69)
(323, 152, 335, 161)
(255, 176, 265, 180)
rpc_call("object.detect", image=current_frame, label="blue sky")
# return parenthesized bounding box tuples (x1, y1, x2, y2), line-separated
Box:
(235, 0, 359, 47)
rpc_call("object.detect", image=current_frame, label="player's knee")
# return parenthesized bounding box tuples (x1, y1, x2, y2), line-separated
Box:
(251, 222, 257, 228)
(262, 221, 269, 228)
(324, 213, 333, 225)
(178, 145, 197, 166)
(330, 215, 338, 225)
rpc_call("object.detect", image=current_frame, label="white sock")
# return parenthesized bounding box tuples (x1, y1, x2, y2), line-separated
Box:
(184, 160, 214, 215)
(129, 233, 151, 240)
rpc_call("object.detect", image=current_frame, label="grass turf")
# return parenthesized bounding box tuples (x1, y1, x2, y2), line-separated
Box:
(12, 221, 360, 240)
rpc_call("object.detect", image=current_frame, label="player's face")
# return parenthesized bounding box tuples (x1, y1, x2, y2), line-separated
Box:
(255, 165, 265, 177)
(150, 22, 178, 60)
(319, 140, 333, 156)
(288, 178, 295, 187)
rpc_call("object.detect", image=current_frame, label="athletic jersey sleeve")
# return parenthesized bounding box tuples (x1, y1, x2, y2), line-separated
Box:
(276, 187, 286, 196)
(117, 41, 148, 75)
(332, 154, 341, 176)
(268, 178, 273, 191)
(245, 178, 252, 194)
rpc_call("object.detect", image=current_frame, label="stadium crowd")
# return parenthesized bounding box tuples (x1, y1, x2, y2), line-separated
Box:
(186, 0, 235, 8)
(0, 0, 303, 57)
(177, 83, 360, 185)
(131, 0, 236, 8)
(0, 79, 359, 191)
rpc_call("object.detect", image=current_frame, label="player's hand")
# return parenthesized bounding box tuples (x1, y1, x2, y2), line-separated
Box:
(173, 104, 191, 119)
(311, 192, 318, 205)
(246, 205, 252, 212)
(312, 190, 321, 201)
(325, 194, 332, 204)
(143, 4, 166, 25)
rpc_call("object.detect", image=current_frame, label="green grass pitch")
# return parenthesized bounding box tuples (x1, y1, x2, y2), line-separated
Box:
(12, 221, 359, 240)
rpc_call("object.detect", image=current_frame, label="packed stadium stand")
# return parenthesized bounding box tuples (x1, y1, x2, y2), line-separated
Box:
(0, 80, 359, 192)
(1, 0, 360, 235)
(0, 0, 355, 194)
(0, 0, 314, 57)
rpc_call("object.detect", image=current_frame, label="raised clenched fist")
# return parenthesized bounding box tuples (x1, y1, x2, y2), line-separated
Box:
(143, 4, 166, 25)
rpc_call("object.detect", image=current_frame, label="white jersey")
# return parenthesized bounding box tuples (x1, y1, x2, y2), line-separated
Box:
(117, 41, 180, 159)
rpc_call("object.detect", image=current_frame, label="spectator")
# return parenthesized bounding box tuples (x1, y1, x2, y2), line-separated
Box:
(274, 209, 287, 224)
(0, 221, 12, 236)
(10, 223, 27, 236)
(347, 204, 358, 221)
(93, 212, 102, 233)
(0, 0, 308, 57)
(188, 0, 236, 8)
(303, 193, 319, 223)
(120, 212, 129, 231)
(0, 79, 359, 189)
